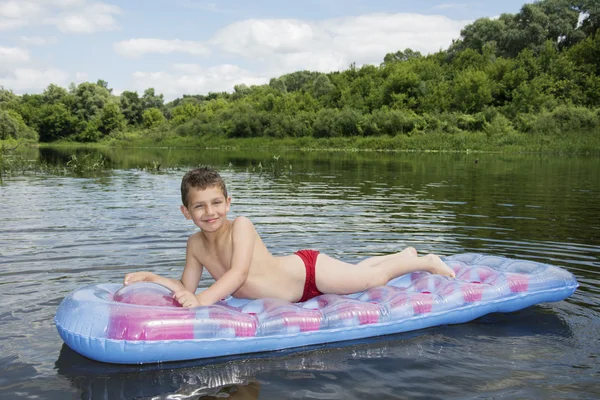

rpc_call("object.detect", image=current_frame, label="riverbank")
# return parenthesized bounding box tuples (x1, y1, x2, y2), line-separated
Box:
(58, 129, 600, 154)
(3, 128, 600, 155)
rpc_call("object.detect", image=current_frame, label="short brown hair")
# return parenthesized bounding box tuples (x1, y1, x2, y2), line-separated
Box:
(181, 167, 228, 207)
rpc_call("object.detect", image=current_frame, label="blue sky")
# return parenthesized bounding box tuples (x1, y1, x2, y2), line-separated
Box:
(1, 0, 530, 100)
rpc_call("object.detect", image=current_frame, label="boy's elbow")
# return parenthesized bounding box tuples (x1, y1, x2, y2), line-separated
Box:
(232, 269, 250, 286)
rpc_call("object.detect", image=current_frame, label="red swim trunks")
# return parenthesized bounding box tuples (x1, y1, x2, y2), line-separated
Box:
(295, 249, 323, 302)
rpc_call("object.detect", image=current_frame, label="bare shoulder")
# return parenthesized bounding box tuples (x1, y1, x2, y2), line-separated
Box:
(231, 216, 256, 232)
(186, 231, 207, 255)
(187, 230, 205, 244)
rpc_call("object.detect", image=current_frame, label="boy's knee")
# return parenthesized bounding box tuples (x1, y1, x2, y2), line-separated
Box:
(368, 272, 390, 288)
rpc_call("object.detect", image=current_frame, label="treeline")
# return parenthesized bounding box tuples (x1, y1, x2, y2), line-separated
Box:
(1, 0, 599, 145)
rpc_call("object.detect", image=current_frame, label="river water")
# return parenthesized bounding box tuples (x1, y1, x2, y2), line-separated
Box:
(1, 147, 598, 399)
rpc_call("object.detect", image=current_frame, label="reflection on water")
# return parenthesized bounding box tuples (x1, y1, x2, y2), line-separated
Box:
(0, 148, 599, 399)
(53, 307, 576, 400)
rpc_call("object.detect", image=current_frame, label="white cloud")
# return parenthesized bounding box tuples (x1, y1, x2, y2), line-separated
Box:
(0, 44, 72, 93)
(0, 46, 30, 64)
(119, 12, 470, 99)
(0, 67, 70, 92)
(49, 2, 121, 33)
(0, 0, 120, 33)
(0, 1, 43, 19)
(129, 64, 269, 99)
(210, 13, 468, 75)
(114, 38, 211, 58)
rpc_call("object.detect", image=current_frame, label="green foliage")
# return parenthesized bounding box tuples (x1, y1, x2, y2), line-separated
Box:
(97, 102, 126, 136)
(0, 0, 599, 152)
(142, 88, 165, 111)
(71, 81, 111, 121)
(382, 49, 422, 65)
(451, 69, 493, 113)
(170, 103, 202, 126)
(528, 104, 599, 134)
(0, 110, 37, 140)
(142, 108, 166, 128)
(37, 104, 79, 142)
(66, 153, 108, 176)
(120, 91, 144, 126)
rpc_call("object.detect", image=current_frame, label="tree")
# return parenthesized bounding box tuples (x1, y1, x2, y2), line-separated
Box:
(312, 74, 334, 98)
(449, 17, 506, 56)
(119, 91, 143, 126)
(451, 69, 493, 113)
(450, 0, 585, 58)
(0, 86, 18, 107)
(279, 71, 322, 92)
(71, 82, 111, 122)
(382, 49, 422, 65)
(97, 102, 126, 136)
(170, 103, 202, 125)
(37, 104, 79, 142)
(42, 84, 69, 105)
(142, 108, 166, 128)
(142, 88, 165, 111)
(96, 79, 113, 94)
(269, 78, 287, 93)
(577, 0, 600, 37)
(0, 110, 37, 140)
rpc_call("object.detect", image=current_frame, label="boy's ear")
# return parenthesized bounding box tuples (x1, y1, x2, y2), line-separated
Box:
(180, 205, 192, 220)
(226, 196, 231, 211)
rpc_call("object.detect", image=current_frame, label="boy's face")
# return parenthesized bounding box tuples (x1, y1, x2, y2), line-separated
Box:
(180, 185, 231, 231)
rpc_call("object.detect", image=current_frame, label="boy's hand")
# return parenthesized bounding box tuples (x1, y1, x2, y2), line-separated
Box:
(123, 271, 155, 286)
(174, 290, 202, 307)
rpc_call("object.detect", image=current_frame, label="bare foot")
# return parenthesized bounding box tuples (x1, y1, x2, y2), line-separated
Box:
(423, 254, 456, 278)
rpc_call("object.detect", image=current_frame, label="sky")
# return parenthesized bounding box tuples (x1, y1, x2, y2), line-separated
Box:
(0, 0, 531, 100)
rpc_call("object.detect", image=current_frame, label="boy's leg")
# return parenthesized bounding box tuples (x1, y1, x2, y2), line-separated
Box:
(315, 252, 455, 295)
(356, 247, 418, 268)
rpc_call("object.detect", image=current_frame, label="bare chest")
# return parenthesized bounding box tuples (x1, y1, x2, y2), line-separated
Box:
(200, 241, 233, 279)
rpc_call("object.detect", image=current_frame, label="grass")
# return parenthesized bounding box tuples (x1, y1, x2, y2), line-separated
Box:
(2, 127, 598, 184)
(0, 142, 110, 184)
(94, 129, 600, 155)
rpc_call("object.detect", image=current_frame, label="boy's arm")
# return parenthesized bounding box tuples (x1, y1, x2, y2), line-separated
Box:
(183, 217, 255, 306)
(123, 271, 187, 293)
(124, 236, 203, 295)
(180, 235, 204, 293)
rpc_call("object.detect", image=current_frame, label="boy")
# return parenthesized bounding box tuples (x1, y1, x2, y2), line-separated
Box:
(124, 167, 455, 307)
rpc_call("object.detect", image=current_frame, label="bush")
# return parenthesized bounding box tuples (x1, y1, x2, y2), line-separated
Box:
(529, 104, 599, 135)
(0, 110, 38, 141)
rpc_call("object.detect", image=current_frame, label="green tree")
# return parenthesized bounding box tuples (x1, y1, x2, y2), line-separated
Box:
(97, 102, 126, 136)
(269, 78, 287, 93)
(382, 48, 422, 65)
(42, 84, 69, 104)
(312, 74, 334, 98)
(0, 110, 37, 140)
(71, 82, 111, 122)
(142, 107, 166, 128)
(37, 103, 79, 142)
(577, 0, 600, 37)
(142, 88, 165, 111)
(119, 91, 144, 126)
(170, 103, 202, 125)
(451, 69, 494, 113)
